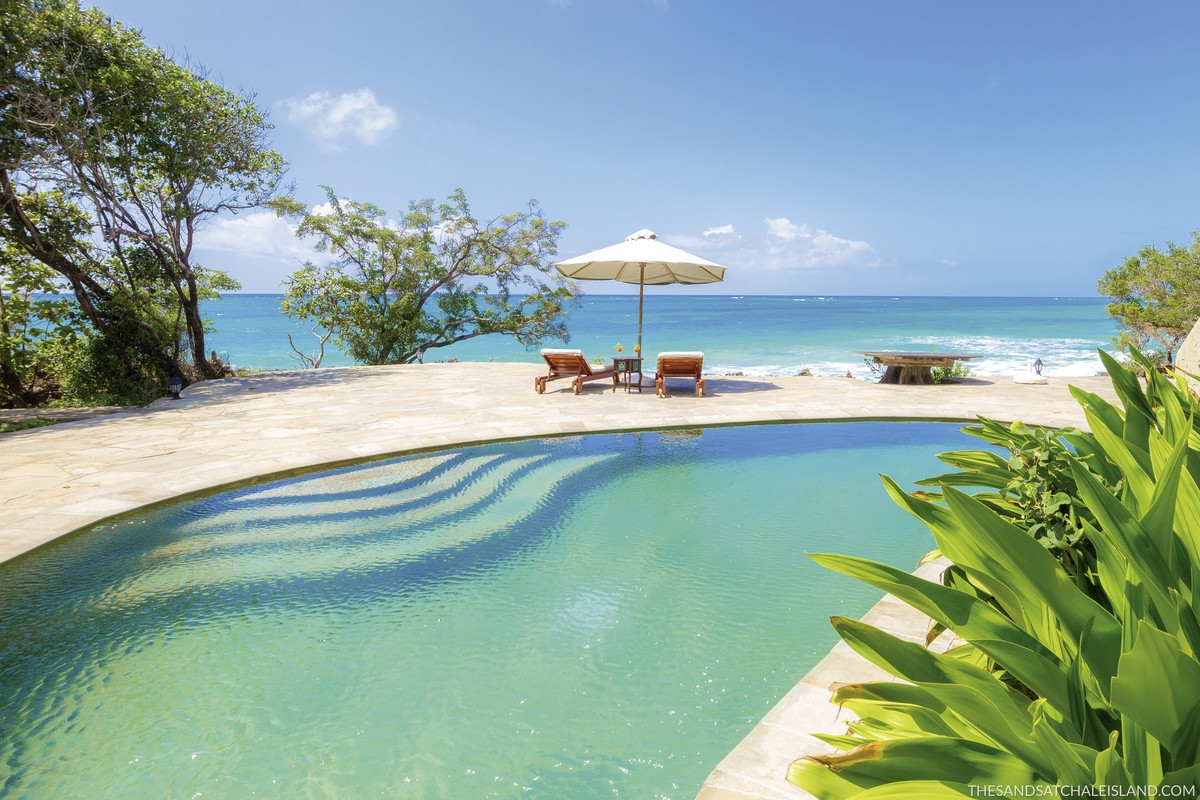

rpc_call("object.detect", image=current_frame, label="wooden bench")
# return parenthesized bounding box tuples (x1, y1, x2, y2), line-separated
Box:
(858, 351, 980, 385)
(535, 349, 617, 395)
(655, 351, 706, 397)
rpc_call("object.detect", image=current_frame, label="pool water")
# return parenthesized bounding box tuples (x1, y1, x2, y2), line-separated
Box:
(0, 422, 966, 799)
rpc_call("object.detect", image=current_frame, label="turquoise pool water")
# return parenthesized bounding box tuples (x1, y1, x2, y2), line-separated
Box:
(0, 422, 966, 799)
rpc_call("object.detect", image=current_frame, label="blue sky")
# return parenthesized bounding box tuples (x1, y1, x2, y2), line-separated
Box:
(94, 0, 1200, 295)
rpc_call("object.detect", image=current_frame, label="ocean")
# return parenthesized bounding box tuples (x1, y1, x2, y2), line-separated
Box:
(203, 294, 1119, 379)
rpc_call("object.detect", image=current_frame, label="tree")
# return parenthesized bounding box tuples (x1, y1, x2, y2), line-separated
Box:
(0, 0, 287, 395)
(0, 240, 78, 407)
(1098, 230, 1200, 364)
(276, 188, 575, 365)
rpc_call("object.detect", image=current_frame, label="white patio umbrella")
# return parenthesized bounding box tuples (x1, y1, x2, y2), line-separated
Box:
(554, 229, 727, 354)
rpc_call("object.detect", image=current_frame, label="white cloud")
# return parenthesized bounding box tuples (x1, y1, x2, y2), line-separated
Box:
(310, 198, 355, 217)
(195, 211, 323, 264)
(764, 217, 802, 241)
(279, 89, 399, 151)
(760, 217, 876, 269)
(661, 218, 877, 276)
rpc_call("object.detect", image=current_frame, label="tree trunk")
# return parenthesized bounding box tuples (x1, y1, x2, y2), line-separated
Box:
(0, 361, 29, 407)
(181, 274, 212, 380)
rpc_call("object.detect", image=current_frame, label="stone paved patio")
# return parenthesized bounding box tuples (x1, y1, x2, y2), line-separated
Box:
(0, 362, 1117, 798)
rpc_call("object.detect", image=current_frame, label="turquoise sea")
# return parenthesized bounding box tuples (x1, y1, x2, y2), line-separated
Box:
(204, 294, 1118, 379)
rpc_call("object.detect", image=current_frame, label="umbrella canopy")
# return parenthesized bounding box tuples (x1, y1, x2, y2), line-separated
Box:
(554, 229, 726, 353)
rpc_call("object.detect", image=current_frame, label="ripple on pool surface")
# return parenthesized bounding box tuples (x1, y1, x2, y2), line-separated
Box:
(0, 422, 965, 799)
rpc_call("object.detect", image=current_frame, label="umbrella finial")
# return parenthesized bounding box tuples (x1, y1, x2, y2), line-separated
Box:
(625, 228, 657, 241)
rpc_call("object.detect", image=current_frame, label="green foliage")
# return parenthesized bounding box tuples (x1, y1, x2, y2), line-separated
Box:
(0, 240, 79, 407)
(930, 361, 971, 384)
(109, 244, 242, 370)
(915, 418, 1103, 594)
(1098, 230, 1200, 364)
(42, 330, 161, 407)
(0, 418, 56, 434)
(277, 188, 575, 365)
(790, 349, 1200, 796)
(1, 0, 284, 391)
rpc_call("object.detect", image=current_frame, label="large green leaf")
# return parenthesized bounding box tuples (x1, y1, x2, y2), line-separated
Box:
(882, 478, 1031, 627)
(1162, 763, 1200, 790)
(1141, 422, 1190, 563)
(1148, 367, 1190, 446)
(1100, 349, 1156, 450)
(835, 685, 987, 741)
(844, 780, 987, 798)
(802, 737, 1044, 788)
(1093, 730, 1135, 787)
(1173, 470, 1200, 570)
(831, 617, 1055, 777)
(832, 681, 946, 710)
(845, 711, 953, 740)
(1111, 621, 1200, 758)
(1029, 700, 1097, 785)
(788, 759, 865, 800)
(1069, 384, 1126, 443)
(1071, 463, 1178, 621)
(1084, 406, 1153, 509)
(1166, 698, 1200, 768)
(1172, 588, 1200, 661)
(1120, 709, 1164, 787)
(932, 449, 1012, 473)
(915, 472, 1010, 490)
(788, 764, 982, 799)
(941, 487, 1123, 684)
(811, 553, 1071, 709)
(1063, 428, 1124, 487)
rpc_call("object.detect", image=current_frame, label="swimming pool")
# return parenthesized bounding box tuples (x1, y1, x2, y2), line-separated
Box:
(0, 422, 965, 798)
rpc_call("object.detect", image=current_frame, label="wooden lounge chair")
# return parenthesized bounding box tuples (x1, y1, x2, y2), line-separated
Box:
(535, 349, 618, 395)
(655, 351, 706, 397)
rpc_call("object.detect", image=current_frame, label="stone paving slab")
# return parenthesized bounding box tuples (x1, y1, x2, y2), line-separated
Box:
(0, 405, 126, 424)
(1, 363, 1112, 565)
(0, 361, 1118, 797)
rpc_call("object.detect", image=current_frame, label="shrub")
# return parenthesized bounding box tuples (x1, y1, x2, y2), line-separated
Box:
(43, 334, 160, 407)
(789, 349, 1200, 796)
(930, 361, 971, 384)
(914, 417, 1104, 599)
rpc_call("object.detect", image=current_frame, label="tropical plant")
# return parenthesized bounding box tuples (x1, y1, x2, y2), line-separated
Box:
(1098, 230, 1200, 365)
(789, 349, 1200, 796)
(276, 187, 575, 365)
(914, 417, 1103, 597)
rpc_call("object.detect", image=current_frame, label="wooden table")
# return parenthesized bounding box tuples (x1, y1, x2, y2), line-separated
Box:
(858, 351, 980, 385)
(612, 356, 643, 393)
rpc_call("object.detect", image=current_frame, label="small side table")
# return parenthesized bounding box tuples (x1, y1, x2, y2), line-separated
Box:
(613, 356, 643, 393)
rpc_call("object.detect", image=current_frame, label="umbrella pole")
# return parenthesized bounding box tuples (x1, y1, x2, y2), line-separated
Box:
(637, 264, 645, 355)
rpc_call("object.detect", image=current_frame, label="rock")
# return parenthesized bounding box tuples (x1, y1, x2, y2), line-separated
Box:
(731, 371, 744, 376)
(1175, 318, 1200, 394)
(796, 368, 813, 377)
